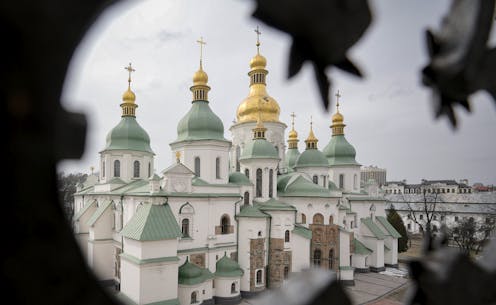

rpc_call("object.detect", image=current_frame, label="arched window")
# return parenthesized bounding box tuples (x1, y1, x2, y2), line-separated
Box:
(114, 160, 120, 177)
(284, 266, 289, 279)
(284, 230, 290, 242)
(353, 174, 357, 189)
(323, 176, 326, 187)
(339, 174, 344, 189)
(221, 215, 230, 234)
(329, 215, 334, 224)
(231, 282, 236, 294)
(313, 249, 321, 266)
(269, 169, 274, 198)
(301, 213, 307, 224)
(148, 162, 151, 178)
(191, 291, 198, 304)
(102, 161, 105, 178)
(329, 249, 334, 269)
(313, 213, 324, 224)
(258, 231, 262, 237)
(243, 191, 250, 205)
(236, 146, 241, 172)
(313, 175, 318, 184)
(216, 157, 221, 179)
(181, 219, 190, 237)
(194, 157, 201, 177)
(245, 168, 249, 178)
(133, 160, 140, 178)
(256, 168, 262, 197)
(256, 270, 263, 284)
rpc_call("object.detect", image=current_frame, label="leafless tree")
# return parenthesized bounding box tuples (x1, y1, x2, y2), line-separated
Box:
(403, 191, 449, 238)
(448, 215, 496, 255)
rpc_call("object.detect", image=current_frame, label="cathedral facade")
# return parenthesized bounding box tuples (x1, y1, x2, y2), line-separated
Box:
(73, 40, 399, 305)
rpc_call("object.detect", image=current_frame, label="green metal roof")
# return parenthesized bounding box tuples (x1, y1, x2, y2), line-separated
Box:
(236, 204, 269, 218)
(74, 199, 97, 221)
(192, 177, 209, 186)
(103, 117, 154, 154)
(278, 175, 333, 198)
(120, 203, 182, 241)
(293, 224, 312, 239)
(376, 216, 402, 238)
(215, 253, 244, 277)
(294, 149, 330, 168)
(353, 239, 372, 255)
(384, 244, 391, 251)
(240, 139, 279, 160)
(150, 174, 161, 181)
(285, 148, 300, 169)
(255, 198, 296, 211)
(174, 100, 227, 143)
(87, 200, 113, 227)
(228, 172, 253, 186)
(328, 181, 339, 191)
(178, 258, 214, 285)
(323, 135, 359, 166)
(361, 218, 386, 240)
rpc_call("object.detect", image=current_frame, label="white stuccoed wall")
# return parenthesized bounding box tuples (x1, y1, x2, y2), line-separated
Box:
(99, 149, 155, 183)
(214, 277, 241, 298)
(240, 159, 279, 200)
(170, 140, 231, 184)
(329, 165, 361, 193)
(294, 167, 330, 189)
(291, 233, 310, 272)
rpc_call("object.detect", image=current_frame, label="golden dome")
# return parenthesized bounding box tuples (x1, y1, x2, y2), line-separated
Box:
(332, 111, 343, 124)
(193, 67, 208, 86)
(250, 54, 267, 70)
(289, 129, 298, 139)
(122, 88, 136, 103)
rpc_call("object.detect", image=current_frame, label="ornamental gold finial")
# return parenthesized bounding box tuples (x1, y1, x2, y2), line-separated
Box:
(196, 36, 206, 69)
(290, 112, 296, 130)
(175, 151, 181, 163)
(255, 26, 261, 54)
(335, 90, 341, 112)
(125, 63, 135, 90)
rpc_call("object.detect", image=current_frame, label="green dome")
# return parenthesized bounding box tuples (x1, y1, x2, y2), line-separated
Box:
(215, 253, 244, 277)
(294, 149, 329, 168)
(229, 172, 252, 185)
(104, 117, 153, 153)
(179, 258, 213, 285)
(240, 139, 279, 160)
(285, 148, 300, 169)
(323, 135, 359, 166)
(175, 101, 227, 142)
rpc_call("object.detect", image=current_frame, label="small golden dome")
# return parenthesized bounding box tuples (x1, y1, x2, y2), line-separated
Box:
(193, 67, 208, 85)
(122, 89, 136, 103)
(332, 112, 344, 124)
(289, 129, 298, 139)
(306, 128, 317, 142)
(250, 54, 267, 70)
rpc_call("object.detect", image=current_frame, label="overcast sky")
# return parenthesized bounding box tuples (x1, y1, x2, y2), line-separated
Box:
(59, 0, 496, 185)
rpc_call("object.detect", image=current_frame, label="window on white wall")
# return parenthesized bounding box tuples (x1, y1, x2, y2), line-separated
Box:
(353, 174, 357, 189)
(256, 269, 263, 285)
(284, 230, 290, 242)
(194, 157, 201, 177)
(133, 160, 140, 178)
(339, 174, 344, 189)
(181, 219, 190, 237)
(114, 160, 120, 177)
(216, 157, 221, 179)
(269, 169, 274, 198)
(102, 161, 105, 178)
(256, 168, 262, 197)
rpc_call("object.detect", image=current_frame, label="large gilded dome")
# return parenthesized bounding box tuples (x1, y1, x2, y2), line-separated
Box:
(236, 52, 280, 123)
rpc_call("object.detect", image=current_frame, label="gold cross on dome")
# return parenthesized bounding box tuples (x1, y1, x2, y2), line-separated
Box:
(254, 26, 261, 52)
(125, 63, 135, 88)
(310, 115, 313, 130)
(335, 90, 342, 109)
(290, 112, 296, 129)
(196, 37, 206, 67)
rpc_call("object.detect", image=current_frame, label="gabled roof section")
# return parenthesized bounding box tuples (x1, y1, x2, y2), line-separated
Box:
(228, 172, 253, 186)
(376, 216, 402, 238)
(110, 179, 149, 195)
(293, 224, 312, 239)
(162, 162, 195, 176)
(237, 205, 269, 218)
(255, 198, 296, 211)
(353, 239, 372, 255)
(120, 203, 181, 241)
(278, 174, 333, 198)
(361, 217, 386, 240)
(87, 200, 113, 226)
(192, 177, 209, 186)
(74, 199, 97, 221)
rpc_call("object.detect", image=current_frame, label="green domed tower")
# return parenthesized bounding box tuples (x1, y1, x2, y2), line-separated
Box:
(323, 92, 361, 192)
(170, 39, 231, 184)
(100, 63, 155, 183)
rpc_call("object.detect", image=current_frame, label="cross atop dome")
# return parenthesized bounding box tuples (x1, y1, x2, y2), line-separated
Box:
(255, 26, 261, 54)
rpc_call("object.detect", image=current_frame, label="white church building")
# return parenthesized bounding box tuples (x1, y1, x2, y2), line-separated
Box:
(73, 39, 400, 305)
